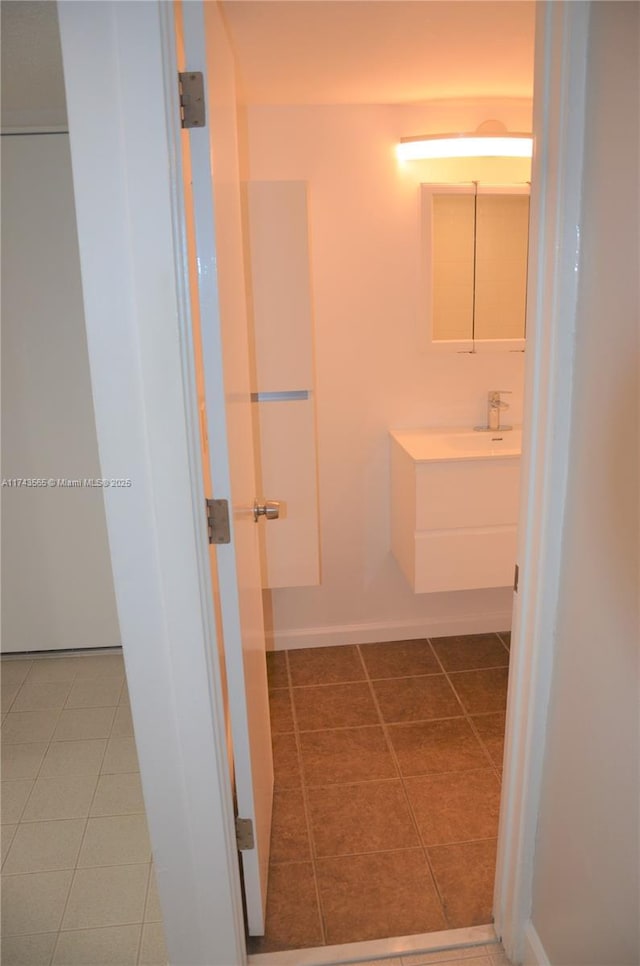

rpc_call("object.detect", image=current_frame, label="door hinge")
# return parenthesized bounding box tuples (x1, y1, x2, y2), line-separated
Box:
(513, 563, 520, 593)
(235, 817, 255, 851)
(178, 71, 205, 129)
(206, 498, 230, 545)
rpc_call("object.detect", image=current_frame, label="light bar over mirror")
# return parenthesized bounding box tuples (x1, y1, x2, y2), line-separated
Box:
(397, 120, 533, 161)
(398, 133, 533, 161)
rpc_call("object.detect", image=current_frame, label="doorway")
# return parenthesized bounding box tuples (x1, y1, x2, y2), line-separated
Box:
(221, 0, 533, 955)
(57, 0, 590, 963)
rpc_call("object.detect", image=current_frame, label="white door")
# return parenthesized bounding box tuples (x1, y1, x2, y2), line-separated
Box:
(174, 0, 274, 937)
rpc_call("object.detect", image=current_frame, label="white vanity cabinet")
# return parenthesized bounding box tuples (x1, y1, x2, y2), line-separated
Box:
(390, 429, 521, 593)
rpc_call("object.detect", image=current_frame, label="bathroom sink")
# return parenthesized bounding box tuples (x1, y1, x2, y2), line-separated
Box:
(444, 429, 523, 457)
(389, 427, 522, 462)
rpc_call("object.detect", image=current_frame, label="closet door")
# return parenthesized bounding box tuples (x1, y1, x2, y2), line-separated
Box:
(1, 133, 119, 652)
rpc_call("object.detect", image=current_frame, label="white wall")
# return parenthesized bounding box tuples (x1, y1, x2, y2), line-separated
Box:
(0, 1, 67, 130)
(246, 97, 532, 647)
(1, 133, 120, 652)
(529, 4, 639, 963)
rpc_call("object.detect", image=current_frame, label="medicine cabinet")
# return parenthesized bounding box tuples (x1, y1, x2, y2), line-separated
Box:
(421, 183, 530, 352)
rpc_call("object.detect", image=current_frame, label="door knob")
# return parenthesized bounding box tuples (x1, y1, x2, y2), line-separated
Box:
(253, 499, 280, 522)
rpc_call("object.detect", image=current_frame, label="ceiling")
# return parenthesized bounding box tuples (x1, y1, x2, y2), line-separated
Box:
(0, 1, 535, 126)
(222, 1, 535, 106)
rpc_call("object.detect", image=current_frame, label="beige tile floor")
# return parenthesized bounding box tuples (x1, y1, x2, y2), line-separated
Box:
(1, 651, 167, 966)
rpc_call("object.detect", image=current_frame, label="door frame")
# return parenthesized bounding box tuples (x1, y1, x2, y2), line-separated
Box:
(57, 3, 246, 964)
(57, 2, 588, 964)
(493, 3, 589, 963)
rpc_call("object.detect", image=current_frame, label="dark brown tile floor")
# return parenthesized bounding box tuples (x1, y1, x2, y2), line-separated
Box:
(249, 633, 510, 953)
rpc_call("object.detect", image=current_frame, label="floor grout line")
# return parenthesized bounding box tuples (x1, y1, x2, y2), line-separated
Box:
(269, 833, 501, 864)
(50, 673, 122, 963)
(354, 643, 451, 932)
(281, 664, 510, 690)
(425, 638, 506, 783)
(277, 715, 463, 734)
(270, 765, 503, 791)
(51, 921, 148, 934)
(10, 687, 73, 825)
(0, 658, 34, 706)
(445, 666, 509, 675)
(270, 707, 507, 738)
(282, 650, 328, 948)
(136, 864, 155, 965)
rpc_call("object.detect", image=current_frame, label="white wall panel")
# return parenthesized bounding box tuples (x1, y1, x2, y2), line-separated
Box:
(247, 180, 320, 588)
(256, 399, 320, 588)
(1, 133, 120, 652)
(247, 181, 314, 392)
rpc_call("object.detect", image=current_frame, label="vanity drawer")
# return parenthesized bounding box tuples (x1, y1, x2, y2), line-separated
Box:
(414, 525, 518, 593)
(415, 458, 520, 530)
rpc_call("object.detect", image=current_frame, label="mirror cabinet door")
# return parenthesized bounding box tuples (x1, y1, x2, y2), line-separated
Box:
(474, 192, 529, 340)
(432, 193, 475, 341)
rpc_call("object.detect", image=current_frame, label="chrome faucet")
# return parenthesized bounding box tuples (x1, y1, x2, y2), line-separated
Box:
(475, 390, 513, 432)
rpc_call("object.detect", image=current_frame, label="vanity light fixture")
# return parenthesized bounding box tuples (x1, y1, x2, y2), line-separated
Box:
(397, 122, 533, 161)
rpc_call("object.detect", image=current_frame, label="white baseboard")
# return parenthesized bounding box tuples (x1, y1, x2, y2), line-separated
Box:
(522, 922, 551, 966)
(267, 611, 512, 650)
(0, 644, 122, 658)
